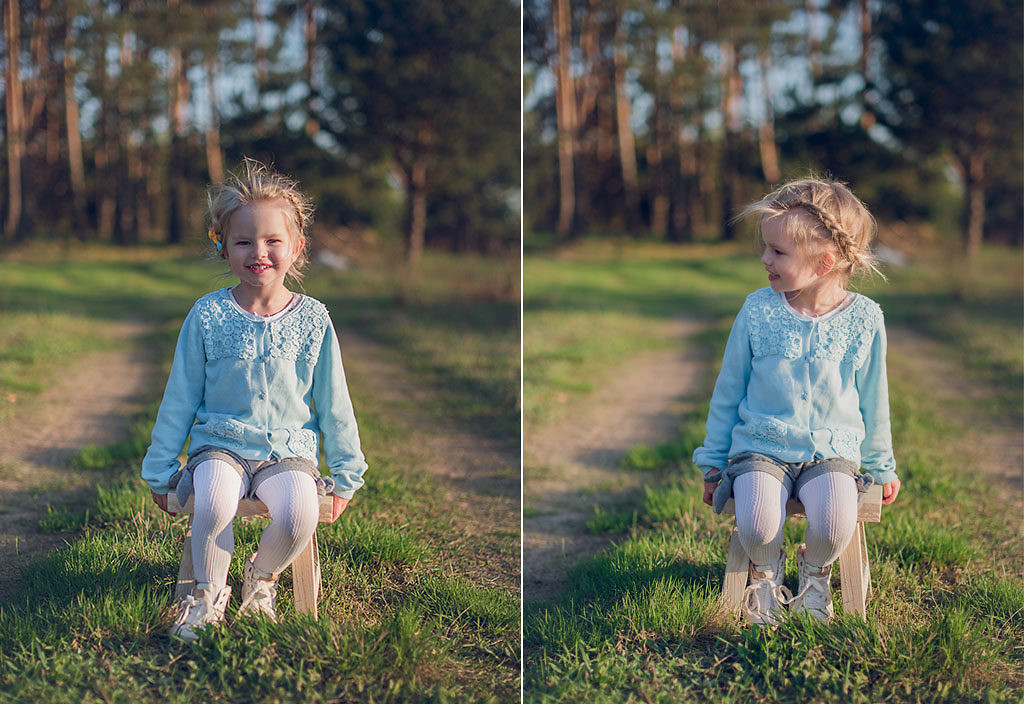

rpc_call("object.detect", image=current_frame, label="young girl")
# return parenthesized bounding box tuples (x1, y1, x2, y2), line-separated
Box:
(694, 178, 901, 625)
(141, 160, 367, 641)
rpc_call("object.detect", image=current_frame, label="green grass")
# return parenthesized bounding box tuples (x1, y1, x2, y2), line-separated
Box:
(0, 243, 520, 703)
(524, 242, 765, 426)
(307, 250, 520, 440)
(524, 240, 1024, 702)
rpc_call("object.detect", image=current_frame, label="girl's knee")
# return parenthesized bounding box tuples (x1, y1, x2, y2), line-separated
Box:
(281, 505, 319, 542)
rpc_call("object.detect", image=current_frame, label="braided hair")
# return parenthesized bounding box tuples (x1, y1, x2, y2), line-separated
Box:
(207, 158, 315, 284)
(739, 177, 883, 284)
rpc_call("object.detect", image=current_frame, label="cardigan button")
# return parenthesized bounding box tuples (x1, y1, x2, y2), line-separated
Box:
(258, 392, 266, 400)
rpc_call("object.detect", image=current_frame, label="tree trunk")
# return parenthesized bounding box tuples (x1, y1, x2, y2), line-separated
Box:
(404, 127, 431, 266)
(720, 40, 743, 239)
(26, 0, 48, 131)
(613, 7, 641, 236)
(63, 8, 87, 236)
(94, 44, 115, 241)
(647, 140, 669, 239)
(167, 35, 189, 244)
(553, 0, 576, 238)
(116, 24, 138, 245)
(205, 59, 224, 183)
(4, 0, 25, 239)
(668, 25, 691, 241)
(577, 0, 601, 128)
(406, 158, 427, 266)
(963, 152, 986, 259)
(647, 39, 668, 239)
(758, 50, 780, 184)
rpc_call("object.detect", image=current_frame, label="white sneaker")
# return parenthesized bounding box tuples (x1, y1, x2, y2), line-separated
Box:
(238, 552, 279, 622)
(789, 545, 835, 622)
(169, 584, 231, 642)
(741, 550, 791, 626)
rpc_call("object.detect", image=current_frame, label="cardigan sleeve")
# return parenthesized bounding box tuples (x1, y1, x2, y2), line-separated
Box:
(311, 318, 368, 499)
(855, 318, 898, 484)
(141, 305, 207, 494)
(692, 301, 753, 476)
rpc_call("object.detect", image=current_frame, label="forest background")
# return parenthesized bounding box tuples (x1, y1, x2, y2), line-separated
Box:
(524, 0, 1022, 257)
(0, 0, 521, 264)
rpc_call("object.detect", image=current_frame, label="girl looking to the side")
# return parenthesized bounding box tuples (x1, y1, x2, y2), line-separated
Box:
(694, 178, 900, 625)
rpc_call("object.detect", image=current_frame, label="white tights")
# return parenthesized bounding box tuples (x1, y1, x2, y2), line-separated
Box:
(190, 459, 320, 591)
(733, 471, 859, 571)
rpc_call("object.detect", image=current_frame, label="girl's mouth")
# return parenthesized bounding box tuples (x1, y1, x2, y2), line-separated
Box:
(248, 263, 272, 273)
(767, 273, 779, 282)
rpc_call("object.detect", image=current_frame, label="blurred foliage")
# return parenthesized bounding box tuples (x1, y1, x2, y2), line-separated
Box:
(0, 0, 519, 258)
(525, 0, 1022, 250)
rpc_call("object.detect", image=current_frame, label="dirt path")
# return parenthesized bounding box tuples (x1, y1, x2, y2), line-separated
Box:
(886, 326, 1024, 506)
(523, 318, 712, 602)
(0, 319, 162, 602)
(340, 332, 520, 589)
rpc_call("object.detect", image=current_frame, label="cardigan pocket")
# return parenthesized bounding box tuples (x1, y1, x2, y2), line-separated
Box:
(751, 417, 788, 454)
(205, 415, 249, 448)
(286, 428, 318, 460)
(828, 427, 860, 462)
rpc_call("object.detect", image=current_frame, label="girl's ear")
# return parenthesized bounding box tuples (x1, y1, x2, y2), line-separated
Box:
(818, 251, 836, 276)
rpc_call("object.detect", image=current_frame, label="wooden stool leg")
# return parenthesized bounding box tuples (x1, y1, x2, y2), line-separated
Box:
(838, 521, 868, 618)
(175, 525, 195, 600)
(292, 530, 320, 619)
(860, 520, 871, 602)
(311, 531, 321, 606)
(720, 524, 749, 615)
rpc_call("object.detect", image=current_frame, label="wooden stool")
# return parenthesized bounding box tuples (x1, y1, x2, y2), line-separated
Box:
(719, 483, 883, 619)
(167, 493, 333, 619)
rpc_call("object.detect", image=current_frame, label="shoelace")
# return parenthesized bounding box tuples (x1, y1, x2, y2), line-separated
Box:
(239, 579, 278, 614)
(209, 587, 231, 617)
(741, 579, 794, 624)
(172, 594, 201, 626)
(785, 570, 831, 612)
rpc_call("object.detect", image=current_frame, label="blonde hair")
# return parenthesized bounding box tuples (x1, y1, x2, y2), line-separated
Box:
(740, 177, 883, 284)
(207, 158, 314, 283)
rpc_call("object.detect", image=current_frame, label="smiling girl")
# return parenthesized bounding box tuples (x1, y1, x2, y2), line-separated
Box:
(141, 159, 366, 641)
(693, 178, 901, 626)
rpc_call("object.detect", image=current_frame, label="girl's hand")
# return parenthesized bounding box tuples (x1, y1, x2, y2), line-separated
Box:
(151, 491, 176, 517)
(881, 478, 901, 506)
(328, 495, 350, 523)
(703, 480, 719, 507)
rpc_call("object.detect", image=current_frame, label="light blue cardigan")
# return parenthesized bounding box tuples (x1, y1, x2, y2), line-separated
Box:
(692, 288, 898, 484)
(141, 288, 368, 498)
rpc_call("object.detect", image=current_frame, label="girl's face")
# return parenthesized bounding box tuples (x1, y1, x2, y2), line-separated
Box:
(222, 200, 304, 294)
(759, 215, 828, 295)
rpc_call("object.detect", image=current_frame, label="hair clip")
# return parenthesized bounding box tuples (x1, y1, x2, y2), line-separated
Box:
(208, 227, 222, 252)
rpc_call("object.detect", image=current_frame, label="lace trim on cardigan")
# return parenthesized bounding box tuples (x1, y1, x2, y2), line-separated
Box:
(745, 288, 882, 368)
(196, 289, 330, 362)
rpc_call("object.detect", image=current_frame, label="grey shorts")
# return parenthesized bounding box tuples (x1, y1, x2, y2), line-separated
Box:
(711, 452, 873, 514)
(169, 445, 333, 506)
